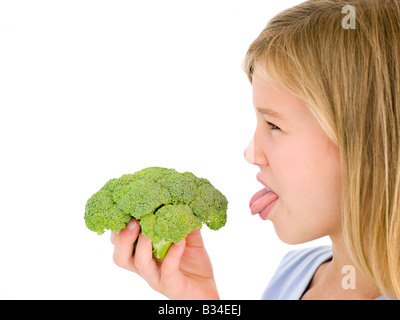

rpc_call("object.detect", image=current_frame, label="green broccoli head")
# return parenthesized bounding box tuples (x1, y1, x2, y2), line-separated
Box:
(140, 204, 202, 258)
(84, 167, 228, 258)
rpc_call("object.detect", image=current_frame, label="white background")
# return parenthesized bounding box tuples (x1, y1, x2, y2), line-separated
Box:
(0, 0, 330, 299)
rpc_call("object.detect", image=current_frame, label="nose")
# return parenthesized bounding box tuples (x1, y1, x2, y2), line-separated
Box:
(243, 137, 256, 164)
(243, 135, 269, 166)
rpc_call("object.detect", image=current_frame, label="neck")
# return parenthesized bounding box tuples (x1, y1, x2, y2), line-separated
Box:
(301, 232, 382, 300)
(325, 233, 382, 299)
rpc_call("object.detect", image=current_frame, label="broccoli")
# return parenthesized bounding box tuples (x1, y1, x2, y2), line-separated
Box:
(84, 167, 228, 259)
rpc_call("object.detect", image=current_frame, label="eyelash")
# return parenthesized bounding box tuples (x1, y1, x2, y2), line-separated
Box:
(266, 121, 280, 131)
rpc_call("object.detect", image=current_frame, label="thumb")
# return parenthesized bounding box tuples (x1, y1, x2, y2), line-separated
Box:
(185, 228, 204, 247)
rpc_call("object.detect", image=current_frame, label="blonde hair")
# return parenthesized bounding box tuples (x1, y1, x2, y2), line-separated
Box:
(243, 0, 400, 299)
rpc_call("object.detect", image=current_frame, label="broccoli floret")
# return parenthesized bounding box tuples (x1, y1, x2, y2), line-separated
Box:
(140, 204, 202, 258)
(84, 167, 228, 258)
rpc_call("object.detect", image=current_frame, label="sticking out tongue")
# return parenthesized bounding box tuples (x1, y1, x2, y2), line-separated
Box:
(249, 188, 279, 215)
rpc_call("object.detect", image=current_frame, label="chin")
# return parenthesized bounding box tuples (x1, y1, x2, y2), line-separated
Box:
(274, 232, 309, 245)
(272, 222, 325, 245)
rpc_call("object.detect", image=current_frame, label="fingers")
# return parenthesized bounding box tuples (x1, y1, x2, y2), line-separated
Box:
(185, 229, 204, 247)
(157, 239, 187, 297)
(110, 219, 190, 295)
(112, 219, 140, 273)
(110, 231, 117, 245)
(111, 220, 161, 289)
(161, 238, 186, 279)
(133, 233, 160, 288)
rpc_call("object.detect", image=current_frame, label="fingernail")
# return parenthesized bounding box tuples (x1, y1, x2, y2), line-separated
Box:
(175, 240, 182, 246)
(127, 220, 137, 230)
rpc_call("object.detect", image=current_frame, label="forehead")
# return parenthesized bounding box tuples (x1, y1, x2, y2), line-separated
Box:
(252, 70, 309, 121)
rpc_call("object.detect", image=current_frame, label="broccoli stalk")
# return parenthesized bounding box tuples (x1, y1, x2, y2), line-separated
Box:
(151, 237, 173, 259)
(133, 236, 172, 259)
(84, 167, 228, 259)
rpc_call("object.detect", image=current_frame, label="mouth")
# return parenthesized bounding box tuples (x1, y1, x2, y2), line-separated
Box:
(249, 174, 279, 219)
(256, 173, 273, 192)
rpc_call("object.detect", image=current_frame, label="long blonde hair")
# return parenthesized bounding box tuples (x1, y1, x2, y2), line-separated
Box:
(243, 0, 400, 299)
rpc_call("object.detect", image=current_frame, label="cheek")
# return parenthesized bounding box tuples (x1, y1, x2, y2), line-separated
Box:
(269, 137, 342, 243)
(271, 133, 340, 203)
(269, 141, 314, 197)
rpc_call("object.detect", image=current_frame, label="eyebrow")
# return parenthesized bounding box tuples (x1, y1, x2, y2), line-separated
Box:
(255, 107, 286, 121)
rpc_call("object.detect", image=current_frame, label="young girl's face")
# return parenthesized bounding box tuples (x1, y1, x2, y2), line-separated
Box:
(244, 70, 342, 244)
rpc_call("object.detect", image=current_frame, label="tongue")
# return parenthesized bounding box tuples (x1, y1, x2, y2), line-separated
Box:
(250, 188, 278, 215)
(249, 188, 270, 207)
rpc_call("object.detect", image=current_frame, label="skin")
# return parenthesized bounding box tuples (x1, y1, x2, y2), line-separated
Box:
(244, 69, 342, 244)
(111, 68, 381, 299)
(111, 219, 219, 299)
(244, 69, 381, 299)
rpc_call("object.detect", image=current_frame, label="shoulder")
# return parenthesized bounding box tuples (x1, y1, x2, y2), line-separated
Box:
(262, 246, 333, 300)
(278, 245, 333, 270)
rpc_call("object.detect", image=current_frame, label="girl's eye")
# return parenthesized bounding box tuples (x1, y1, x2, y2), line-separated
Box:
(266, 121, 280, 131)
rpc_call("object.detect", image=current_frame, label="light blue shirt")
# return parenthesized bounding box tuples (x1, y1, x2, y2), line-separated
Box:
(262, 246, 386, 300)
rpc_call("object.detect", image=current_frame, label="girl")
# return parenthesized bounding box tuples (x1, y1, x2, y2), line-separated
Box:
(111, 0, 400, 299)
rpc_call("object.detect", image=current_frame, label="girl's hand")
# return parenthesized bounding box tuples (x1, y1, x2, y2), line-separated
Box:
(110, 219, 220, 300)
